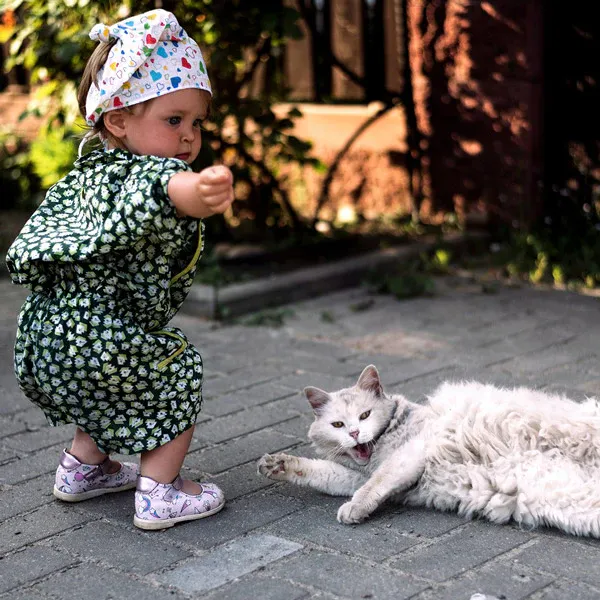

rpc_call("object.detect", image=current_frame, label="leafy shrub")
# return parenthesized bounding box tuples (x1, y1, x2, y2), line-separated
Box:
(0, 129, 41, 209)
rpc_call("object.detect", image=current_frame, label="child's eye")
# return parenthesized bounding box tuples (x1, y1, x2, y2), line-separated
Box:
(359, 410, 371, 420)
(168, 116, 181, 125)
(331, 421, 344, 428)
(193, 119, 203, 128)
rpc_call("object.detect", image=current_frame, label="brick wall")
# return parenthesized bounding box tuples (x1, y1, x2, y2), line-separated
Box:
(407, 0, 544, 224)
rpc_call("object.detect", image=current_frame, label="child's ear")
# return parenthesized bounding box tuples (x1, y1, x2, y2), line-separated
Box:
(103, 109, 128, 139)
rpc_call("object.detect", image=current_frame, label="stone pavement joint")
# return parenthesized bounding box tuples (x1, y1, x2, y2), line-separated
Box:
(1, 277, 600, 599)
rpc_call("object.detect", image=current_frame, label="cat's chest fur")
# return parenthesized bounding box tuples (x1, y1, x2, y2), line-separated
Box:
(363, 399, 426, 471)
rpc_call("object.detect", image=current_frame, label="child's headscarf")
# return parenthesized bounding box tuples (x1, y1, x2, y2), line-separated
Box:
(85, 9, 211, 126)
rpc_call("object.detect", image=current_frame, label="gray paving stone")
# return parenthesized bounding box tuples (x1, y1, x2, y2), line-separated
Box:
(205, 574, 309, 600)
(203, 351, 265, 374)
(388, 367, 466, 403)
(3, 424, 72, 453)
(526, 579, 600, 600)
(265, 352, 366, 378)
(196, 324, 291, 347)
(515, 536, 600, 588)
(378, 506, 470, 538)
(202, 365, 283, 398)
(497, 344, 591, 376)
(288, 338, 359, 360)
(376, 356, 459, 387)
(0, 408, 49, 439)
(0, 546, 79, 594)
(275, 372, 356, 395)
(536, 356, 600, 392)
(265, 549, 429, 599)
(29, 563, 188, 600)
(0, 446, 17, 464)
(201, 381, 297, 417)
(0, 474, 55, 522)
(0, 503, 92, 555)
(574, 379, 600, 396)
(272, 482, 347, 512)
(184, 426, 212, 453)
(264, 505, 420, 561)
(195, 403, 301, 445)
(0, 443, 65, 485)
(388, 522, 533, 582)
(413, 559, 554, 600)
(270, 414, 313, 438)
(188, 428, 299, 474)
(0, 586, 50, 600)
(466, 314, 560, 344)
(213, 461, 279, 500)
(0, 391, 29, 416)
(156, 533, 303, 594)
(479, 327, 579, 369)
(203, 338, 294, 365)
(49, 520, 192, 575)
(161, 490, 304, 548)
(73, 488, 136, 525)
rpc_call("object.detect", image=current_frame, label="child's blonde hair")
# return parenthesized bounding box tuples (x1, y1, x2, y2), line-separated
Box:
(77, 40, 121, 147)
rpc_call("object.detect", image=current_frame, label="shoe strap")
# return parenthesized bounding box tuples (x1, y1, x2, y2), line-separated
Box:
(83, 456, 114, 481)
(163, 475, 184, 502)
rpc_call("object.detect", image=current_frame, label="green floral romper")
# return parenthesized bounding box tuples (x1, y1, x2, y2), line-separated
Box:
(6, 148, 205, 455)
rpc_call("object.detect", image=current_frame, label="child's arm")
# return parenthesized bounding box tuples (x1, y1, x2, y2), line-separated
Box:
(167, 165, 234, 218)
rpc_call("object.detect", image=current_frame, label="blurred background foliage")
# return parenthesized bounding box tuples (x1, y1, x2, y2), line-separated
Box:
(0, 0, 599, 291)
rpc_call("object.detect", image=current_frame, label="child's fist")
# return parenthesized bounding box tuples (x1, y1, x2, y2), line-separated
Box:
(197, 165, 234, 215)
(168, 167, 235, 219)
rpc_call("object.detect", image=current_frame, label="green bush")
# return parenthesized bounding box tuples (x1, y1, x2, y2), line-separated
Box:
(0, 129, 41, 210)
(29, 125, 78, 188)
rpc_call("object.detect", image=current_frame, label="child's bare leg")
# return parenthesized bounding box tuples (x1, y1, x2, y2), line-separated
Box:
(140, 425, 201, 494)
(69, 427, 120, 474)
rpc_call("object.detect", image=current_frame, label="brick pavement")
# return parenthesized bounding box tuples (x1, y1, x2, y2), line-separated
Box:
(1, 277, 600, 599)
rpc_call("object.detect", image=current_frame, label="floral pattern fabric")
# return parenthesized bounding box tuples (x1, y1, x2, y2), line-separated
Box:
(6, 148, 205, 455)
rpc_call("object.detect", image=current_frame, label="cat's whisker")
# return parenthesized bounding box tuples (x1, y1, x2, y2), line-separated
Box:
(326, 445, 347, 461)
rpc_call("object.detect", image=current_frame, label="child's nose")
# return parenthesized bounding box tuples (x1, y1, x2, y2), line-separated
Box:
(181, 127, 196, 142)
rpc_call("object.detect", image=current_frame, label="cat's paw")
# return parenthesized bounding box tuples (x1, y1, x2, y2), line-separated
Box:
(337, 501, 367, 524)
(257, 453, 299, 481)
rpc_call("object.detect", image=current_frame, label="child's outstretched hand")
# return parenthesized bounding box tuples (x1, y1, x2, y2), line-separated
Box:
(168, 165, 234, 219)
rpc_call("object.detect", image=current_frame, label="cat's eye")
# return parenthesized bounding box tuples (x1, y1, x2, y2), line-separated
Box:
(359, 410, 371, 420)
(331, 421, 344, 428)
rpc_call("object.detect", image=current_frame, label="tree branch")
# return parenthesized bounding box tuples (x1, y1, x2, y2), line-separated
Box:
(221, 140, 306, 231)
(238, 35, 272, 89)
(312, 102, 396, 224)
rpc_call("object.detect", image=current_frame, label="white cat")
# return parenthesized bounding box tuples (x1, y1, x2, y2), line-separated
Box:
(258, 365, 600, 537)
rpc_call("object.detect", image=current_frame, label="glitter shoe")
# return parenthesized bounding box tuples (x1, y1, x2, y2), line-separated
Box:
(133, 474, 225, 530)
(53, 449, 138, 502)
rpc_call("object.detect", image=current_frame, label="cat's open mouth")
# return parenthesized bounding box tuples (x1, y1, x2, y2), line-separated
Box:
(348, 443, 373, 464)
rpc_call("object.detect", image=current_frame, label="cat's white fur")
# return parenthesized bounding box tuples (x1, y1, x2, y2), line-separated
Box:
(258, 365, 600, 537)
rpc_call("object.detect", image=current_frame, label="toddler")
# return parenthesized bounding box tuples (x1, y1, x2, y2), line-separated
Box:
(6, 9, 234, 530)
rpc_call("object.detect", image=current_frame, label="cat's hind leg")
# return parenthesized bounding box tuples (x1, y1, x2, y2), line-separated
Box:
(337, 439, 426, 524)
(258, 453, 367, 496)
(514, 453, 600, 538)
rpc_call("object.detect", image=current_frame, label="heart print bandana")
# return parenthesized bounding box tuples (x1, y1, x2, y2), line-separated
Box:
(85, 9, 211, 126)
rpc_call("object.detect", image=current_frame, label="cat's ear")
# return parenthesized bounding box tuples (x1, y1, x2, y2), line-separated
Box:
(357, 364, 383, 397)
(304, 386, 331, 414)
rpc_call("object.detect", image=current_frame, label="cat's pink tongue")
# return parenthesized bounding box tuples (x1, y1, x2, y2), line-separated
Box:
(356, 444, 371, 459)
